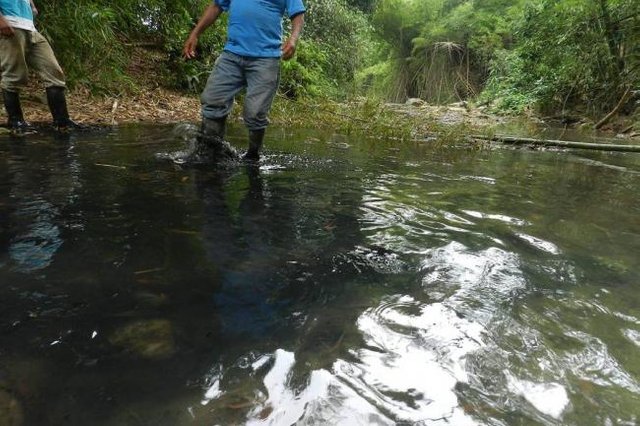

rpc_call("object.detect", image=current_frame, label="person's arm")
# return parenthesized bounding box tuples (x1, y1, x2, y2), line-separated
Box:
(183, 4, 223, 59)
(30, 0, 38, 16)
(0, 13, 15, 37)
(282, 12, 304, 61)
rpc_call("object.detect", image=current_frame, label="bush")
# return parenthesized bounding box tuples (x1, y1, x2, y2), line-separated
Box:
(38, 1, 130, 93)
(303, 0, 376, 93)
(280, 40, 330, 98)
(482, 0, 640, 116)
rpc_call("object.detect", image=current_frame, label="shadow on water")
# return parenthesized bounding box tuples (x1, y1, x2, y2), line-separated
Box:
(1, 124, 640, 424)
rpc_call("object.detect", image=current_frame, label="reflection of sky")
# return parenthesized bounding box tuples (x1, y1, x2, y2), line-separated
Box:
(200, 242, 578, 424)
(10, 199, 62, 273)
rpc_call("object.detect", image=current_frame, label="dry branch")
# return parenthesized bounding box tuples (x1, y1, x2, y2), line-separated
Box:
(595, 86, 633, 130)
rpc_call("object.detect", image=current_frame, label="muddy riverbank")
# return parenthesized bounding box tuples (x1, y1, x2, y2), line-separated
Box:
(3, 85, 639, 142)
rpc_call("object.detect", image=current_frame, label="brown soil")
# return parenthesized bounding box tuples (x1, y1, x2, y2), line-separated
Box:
(14, 84, 200, 126)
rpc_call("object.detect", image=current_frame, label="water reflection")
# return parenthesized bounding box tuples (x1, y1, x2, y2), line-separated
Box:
(0, 125, 639, 425)
(1, 139, 81, 272)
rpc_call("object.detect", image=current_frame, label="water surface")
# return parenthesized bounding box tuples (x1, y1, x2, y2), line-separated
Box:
(1, 125, 639, 425)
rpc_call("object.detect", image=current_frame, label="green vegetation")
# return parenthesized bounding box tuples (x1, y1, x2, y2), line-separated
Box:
(35, 0, 639, 120)
(38, 0, 228, 93)
(482, 0, 640, 116)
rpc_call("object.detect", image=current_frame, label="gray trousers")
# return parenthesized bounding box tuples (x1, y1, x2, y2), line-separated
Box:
(0, 28, 66, 92)
(201, 51, 280, 131)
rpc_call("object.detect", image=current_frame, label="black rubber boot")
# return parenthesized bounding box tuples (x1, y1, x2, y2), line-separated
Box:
(201, 116, 226, 141)
(2, 90, 34, 134)
(243, 128, 265, 162)
(46, 86, 82, 132)
(164, 117, 239, 165)
(197, 117, 239, 162)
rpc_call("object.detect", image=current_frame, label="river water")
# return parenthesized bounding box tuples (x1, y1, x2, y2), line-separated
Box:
(0, 124, 639, 425)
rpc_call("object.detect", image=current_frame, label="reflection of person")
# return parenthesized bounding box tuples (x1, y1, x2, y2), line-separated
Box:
(180, 0, 305, 163)
(1, 142, 80, 273)
(0, 0, 79, 133)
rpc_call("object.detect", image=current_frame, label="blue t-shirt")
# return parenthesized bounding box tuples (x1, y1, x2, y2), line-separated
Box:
(215, 0, 305, 58)
(0, 0, 35, 31)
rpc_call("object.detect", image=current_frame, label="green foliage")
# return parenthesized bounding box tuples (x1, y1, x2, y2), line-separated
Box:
(35, 0, 373, 98)
(280, 40, 330, 98)
(344, 0, 378, 13)
(38, 1, 130, 93)
(160, 2, 228, 92)
(304, 0, 376, 91)
(269, 95, 426, 140)
(366, 0, 524, 103)
(34, 0, 638, 118)
(36, 0, 227, 93)
(483, 0, 640, 115)
(365, 0, 639, 117)
(479, 49, 541, 114)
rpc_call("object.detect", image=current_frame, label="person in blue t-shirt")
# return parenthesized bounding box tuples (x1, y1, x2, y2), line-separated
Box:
(0, 0, 80, 133)
(180, 0, 305, 163)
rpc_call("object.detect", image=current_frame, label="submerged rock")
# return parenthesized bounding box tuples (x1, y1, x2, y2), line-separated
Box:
(109, 319, 175, 359)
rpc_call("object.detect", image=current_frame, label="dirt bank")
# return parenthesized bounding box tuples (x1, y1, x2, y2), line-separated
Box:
(3, 85, 638, 142)
(11, 85, 201, 126)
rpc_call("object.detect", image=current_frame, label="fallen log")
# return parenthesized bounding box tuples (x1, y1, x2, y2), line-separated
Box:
(472, 134, 640, 152)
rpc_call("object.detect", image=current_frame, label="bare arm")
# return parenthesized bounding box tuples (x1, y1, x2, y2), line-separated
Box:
(282, 13, 304, 60)
(183, 4, 223, 59)
(30, 0, 38, 15)
(0, 13, 15, 37)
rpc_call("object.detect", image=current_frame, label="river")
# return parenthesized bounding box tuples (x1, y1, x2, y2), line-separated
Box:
(0, 124, 639, 425)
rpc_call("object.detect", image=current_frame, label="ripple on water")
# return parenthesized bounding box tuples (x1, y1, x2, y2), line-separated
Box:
(420, 242, 526, 321)
(197, 240, 585, 424)
(562, 331, 640, 393)
(623, 329, 640, 348)
(336, 295, 482, 424)
(515, 233, 561, 255)
(461, 209, 530, 227)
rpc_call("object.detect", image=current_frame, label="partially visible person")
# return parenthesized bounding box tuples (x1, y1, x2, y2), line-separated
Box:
(180, 0, 305, 163)
(0, 0, 80, 133)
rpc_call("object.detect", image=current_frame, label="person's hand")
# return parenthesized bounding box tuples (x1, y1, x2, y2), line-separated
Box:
(281, 39, 297, 61)
(183, 35, 198, 59)
(0, 16, 15, 37)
